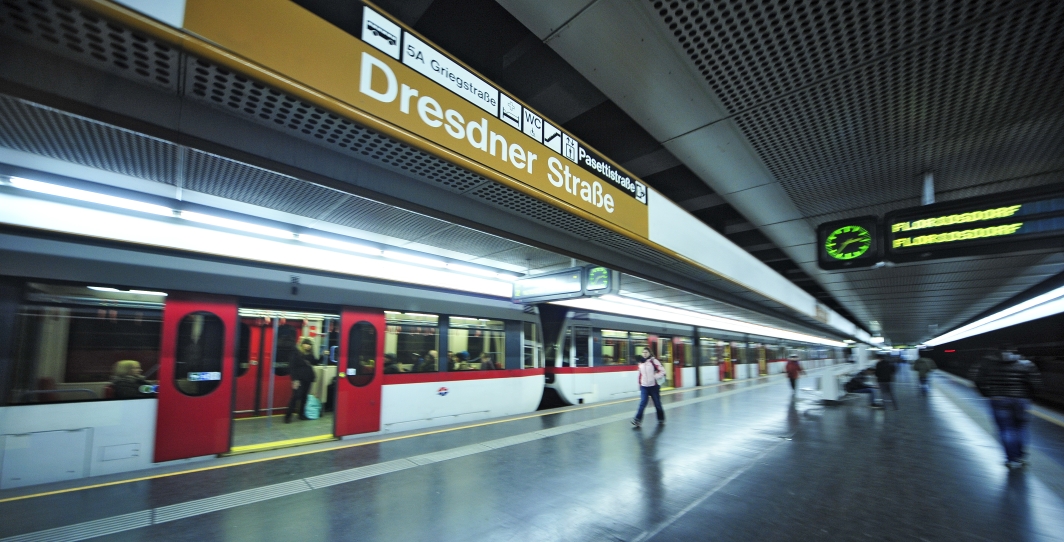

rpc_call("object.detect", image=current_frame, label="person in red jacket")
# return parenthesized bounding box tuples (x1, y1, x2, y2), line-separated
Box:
(785, 354, 805, 395)
(632, 347, 666, 428)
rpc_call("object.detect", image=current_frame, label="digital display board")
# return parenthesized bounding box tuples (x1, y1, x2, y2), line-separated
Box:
(512, 265, 617, 303)
(512, 268, 583, 303)
(817, 216, 881, 270)
(885, 186, 1064, 262)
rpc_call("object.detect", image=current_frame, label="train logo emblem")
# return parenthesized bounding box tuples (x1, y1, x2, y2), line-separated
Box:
(437, 387, 449, 396)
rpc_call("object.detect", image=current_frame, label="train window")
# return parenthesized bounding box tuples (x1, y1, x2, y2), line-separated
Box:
(630, 332, 649, 363)
(523, 322, 541, 369)
(561, 328, 572, 367)
(347, 322, 377, 386)
(573, 327, 590, 367)
(385, 311, 439, 373)
(674, 337, 692, 366)
(6, 283, 163, 405)
(236, 322, 251, 378)
(699, 337, 719, 365)
(174, 312, 225, 397)
(449, 317, 505, 370)
(601, 330, 630, 365)
(273, 325, 299, 377)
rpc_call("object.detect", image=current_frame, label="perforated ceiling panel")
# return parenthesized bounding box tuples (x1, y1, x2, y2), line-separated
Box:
(184, 58, 488, 195)
(185, 151, 343, 219)
(413, 226, 527, 259)
(0, 0, 178, 91)
(653, 0, 1064, 216)
(0, 94, 178, 183)
(650, 0, 1064, 341)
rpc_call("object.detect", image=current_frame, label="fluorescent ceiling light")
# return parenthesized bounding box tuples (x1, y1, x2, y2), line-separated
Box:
(925, 285, 1064, 346)
(0, 190, 513, 297)
(299, 234, 382, 256)
(128, 290, 168, 296)
(870, 336, 884, 344)
(6, 178, 521, 286)
(446, 263, 497, 278)
(88, 286, 121, 292)
(10, 177, 173, 216)
(180, 210, 294, 239)
(552, 295, 847, 347)
(383, 250, 446, 267)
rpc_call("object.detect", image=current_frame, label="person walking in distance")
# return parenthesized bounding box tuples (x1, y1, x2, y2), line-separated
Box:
(785, 354, 805, 395)
(912, 355, 937, 395)
(632, 347, 666, 428)
(975, 347, 1044, 468)
(875, 355, 898, 410)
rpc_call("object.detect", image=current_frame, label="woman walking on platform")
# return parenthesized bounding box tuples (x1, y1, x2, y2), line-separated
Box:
(785, 354, 805, 395)
(632, 347, 666, 427)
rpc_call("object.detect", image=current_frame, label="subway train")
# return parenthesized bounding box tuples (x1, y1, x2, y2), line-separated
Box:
(925, 313, 1064, 409)
(924, 311, 1064, 408)
(0, 228, 843, 489)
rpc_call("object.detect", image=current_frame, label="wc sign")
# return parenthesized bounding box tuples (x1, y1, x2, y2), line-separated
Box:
(522, 109, 543, 142)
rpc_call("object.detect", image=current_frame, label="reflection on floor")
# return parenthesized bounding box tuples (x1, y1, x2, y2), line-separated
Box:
(231, 413, 334, 451)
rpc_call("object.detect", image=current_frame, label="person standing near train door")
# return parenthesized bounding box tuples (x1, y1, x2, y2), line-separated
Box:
(286, 338, 317, 423)
(785, 354, 805, 395)
(632, 347, 666, 428)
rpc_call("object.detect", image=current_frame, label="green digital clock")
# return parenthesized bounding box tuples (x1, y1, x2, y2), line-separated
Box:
(825, 225, 872, 260)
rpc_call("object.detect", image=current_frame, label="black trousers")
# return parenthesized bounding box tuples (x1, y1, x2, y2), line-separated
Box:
(789, 377, 798, 391)
(288, 381, 310, 418)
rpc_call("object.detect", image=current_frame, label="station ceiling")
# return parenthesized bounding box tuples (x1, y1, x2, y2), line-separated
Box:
(376, 0, 1064, 344)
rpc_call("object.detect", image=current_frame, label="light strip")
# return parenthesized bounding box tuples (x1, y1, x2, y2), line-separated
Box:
(0, 190, 513, 297)
(552, 295, 847, 347)
(299, 234, 382, 256)
(446, 263, 497, 278)
(10, 177, 173, 216)
(4, 177, 522, 283)
(180, 210, 294, 239)
(128, 290, 168, 296)
(924, 284, 1064, 346)
(383, 250, 447, 267)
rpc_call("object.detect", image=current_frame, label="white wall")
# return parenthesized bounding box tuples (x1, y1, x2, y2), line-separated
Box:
(380, 375, 544, 433)
(0, 400, 157, 489)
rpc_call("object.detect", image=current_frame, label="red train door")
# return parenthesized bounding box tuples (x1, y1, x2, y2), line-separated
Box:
(335, 308, 384, 436)
(233, 318, 262, 417)
(155, 294, 237, 462)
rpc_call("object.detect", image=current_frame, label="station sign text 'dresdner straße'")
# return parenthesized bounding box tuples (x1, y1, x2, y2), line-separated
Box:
(181, 0, 649, 237)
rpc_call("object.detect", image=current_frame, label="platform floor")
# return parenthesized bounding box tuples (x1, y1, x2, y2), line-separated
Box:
(2, 369, 1063, 541)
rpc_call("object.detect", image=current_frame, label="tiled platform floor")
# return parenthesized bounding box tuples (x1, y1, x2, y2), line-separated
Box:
(2, 368, 1062, 541)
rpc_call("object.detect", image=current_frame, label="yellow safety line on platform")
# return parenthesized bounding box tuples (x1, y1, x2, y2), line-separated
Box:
(0, 371, 801, 504)
(233, 413, 287, 421)
(1031, 409, 1064, 429)
(227, 434, 335, 455)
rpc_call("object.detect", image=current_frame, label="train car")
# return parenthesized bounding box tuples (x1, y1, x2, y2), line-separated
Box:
(0, 221, 848, 489)
(543, 313, 848, 406)
(0, 230, 546, 488)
